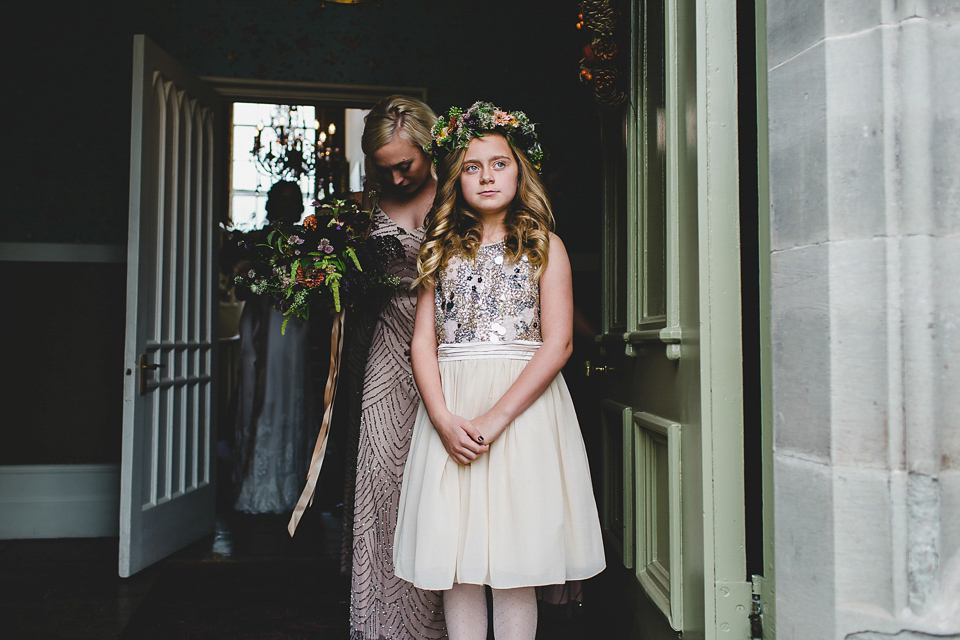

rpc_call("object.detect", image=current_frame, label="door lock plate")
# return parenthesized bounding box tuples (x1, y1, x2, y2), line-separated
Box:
(138, 353, 164, 395)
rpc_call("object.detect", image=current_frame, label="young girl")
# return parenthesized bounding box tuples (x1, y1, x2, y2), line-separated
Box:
(394, 101, 606, 640)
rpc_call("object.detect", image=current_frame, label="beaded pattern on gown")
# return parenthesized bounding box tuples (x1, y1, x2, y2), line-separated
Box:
(349, 209, 445, 640)
(434, 242, 541, 344)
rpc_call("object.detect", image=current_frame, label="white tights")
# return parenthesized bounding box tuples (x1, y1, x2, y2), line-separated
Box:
(443, 583, 538, 640)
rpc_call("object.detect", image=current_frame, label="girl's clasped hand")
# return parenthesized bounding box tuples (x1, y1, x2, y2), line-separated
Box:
(432, 410, 489, 465)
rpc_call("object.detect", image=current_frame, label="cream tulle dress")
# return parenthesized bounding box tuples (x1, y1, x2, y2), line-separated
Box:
(394, 241, 605, 591)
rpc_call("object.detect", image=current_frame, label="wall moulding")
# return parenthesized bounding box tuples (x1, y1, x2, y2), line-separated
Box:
(0, 242, 126, 263)
(0, 464, 120, 539)
(202, 76, 427, 105)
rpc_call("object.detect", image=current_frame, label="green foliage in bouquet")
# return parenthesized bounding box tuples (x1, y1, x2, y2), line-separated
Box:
(234, 197, 404, 333)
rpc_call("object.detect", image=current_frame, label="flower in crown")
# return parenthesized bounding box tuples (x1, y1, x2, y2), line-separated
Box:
(426, 101, 544, 170)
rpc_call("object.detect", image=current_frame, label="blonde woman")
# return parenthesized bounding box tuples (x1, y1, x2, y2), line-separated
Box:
(344, 94, 446, 640)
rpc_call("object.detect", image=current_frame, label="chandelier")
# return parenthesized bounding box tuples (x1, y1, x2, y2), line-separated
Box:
(250, 104, 344, 200)
(251, 105, 331, 179)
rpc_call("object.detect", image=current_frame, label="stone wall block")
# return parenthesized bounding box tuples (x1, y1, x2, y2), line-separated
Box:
(768, 0, 825, 67)
(769, 43, 829, 251)
(847, 631, 960, 639)
(901, 235, 958, 477)
(828, 239, 889, 467)
(907, 473, 942, 614)
(834, 467, 895, 616)
(930, 235, 960, 469)
(930, 19, 960, 235)
(925, 2, 960, 21)
(939, 471, 960, 625)
(775, 454, 836, 639)
(880, 1, 960, 24)
(825, 28, 888, 241)
(772, 243, 833, 462)
(825, 0, 882, 38)
(899, 16, 936, 237)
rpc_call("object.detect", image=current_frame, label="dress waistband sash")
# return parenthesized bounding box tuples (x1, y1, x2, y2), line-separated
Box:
(437, 340, 542, 362)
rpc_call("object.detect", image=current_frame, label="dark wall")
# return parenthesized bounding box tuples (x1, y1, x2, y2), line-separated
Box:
(2, 0, 605, 465)
(0, 262, 126, 464)
(4, 0, 602, 244)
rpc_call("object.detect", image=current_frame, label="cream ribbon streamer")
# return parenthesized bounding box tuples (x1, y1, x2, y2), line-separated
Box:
(288, 309, 345, 537)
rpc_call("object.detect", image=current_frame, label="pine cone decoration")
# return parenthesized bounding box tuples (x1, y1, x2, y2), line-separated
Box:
(592, 66, 619, 90)
(580, 0, 616, 36)
(591, 37, 617, 61)
(595, 85, 627, 108)
(578, 0, 626, 109)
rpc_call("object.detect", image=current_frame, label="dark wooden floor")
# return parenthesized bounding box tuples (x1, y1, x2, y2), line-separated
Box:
(1, 508, 632, 639)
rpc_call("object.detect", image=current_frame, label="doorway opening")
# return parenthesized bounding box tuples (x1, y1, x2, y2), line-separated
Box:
(227, 102, 371, 231)
(208, 81, 427, 558)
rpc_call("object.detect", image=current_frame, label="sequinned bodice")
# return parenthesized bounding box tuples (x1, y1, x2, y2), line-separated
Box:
(435, 241, 541, 344)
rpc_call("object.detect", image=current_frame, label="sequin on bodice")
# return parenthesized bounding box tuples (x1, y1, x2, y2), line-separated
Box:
(435, 241, 541, 344)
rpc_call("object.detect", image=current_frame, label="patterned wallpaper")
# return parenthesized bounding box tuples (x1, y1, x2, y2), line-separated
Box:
(3, 0, 602, 246)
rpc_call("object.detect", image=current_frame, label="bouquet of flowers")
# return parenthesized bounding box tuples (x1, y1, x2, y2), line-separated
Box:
(233, 197, 403, 333)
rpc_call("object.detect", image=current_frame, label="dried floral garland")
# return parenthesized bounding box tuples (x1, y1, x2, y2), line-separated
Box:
(577, 0, 627, 108)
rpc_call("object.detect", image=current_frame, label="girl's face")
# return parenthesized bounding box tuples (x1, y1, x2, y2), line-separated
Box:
(371, 132, 432, 196)
(460, 134, 518, 219)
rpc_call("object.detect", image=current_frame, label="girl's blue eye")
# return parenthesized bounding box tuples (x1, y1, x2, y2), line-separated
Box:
(494, 161, 506, 169)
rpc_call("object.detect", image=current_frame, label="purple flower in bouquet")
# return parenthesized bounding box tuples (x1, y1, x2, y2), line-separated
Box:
(233, 196, 404, 333)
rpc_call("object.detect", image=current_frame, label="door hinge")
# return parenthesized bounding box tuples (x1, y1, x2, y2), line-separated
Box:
(715, 581, 752, 637)
(750, 574, 764, 640)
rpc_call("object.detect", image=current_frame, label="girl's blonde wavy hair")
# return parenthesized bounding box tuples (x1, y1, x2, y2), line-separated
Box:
(415, 134, 554, 289)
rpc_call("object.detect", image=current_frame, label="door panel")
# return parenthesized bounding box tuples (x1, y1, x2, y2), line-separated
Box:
(120, 35, 221, 577)
(599, 400, 634, 568)
(595, 1, 750, 638)
(633, 410, 683, 628)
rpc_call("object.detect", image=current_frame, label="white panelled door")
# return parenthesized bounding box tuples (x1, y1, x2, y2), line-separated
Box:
(120, 35, 222, 577)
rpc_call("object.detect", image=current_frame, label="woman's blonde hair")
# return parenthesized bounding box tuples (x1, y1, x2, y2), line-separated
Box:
(361, 95, 437, 191)
(415, 134, 554, 288)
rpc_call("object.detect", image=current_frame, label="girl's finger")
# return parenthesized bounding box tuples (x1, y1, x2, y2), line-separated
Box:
(462, 440, 482, 455)
(461, 423, 484, 443)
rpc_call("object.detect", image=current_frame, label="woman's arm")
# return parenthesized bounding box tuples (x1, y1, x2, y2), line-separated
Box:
(469, 233, 574, 443)
(411, 283, 489, 465)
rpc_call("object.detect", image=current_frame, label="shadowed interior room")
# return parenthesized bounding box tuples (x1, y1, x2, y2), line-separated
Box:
(1, 0, 632, 637)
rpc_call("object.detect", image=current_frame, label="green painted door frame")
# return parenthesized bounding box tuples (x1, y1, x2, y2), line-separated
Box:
(595, 0, 774, 637)
(754, 0, 776, 636)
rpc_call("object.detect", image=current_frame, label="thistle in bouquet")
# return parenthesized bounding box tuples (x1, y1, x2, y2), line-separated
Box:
(235, 195, 403, 334)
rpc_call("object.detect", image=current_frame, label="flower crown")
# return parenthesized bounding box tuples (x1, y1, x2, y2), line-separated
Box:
(426, 101, 544, 170)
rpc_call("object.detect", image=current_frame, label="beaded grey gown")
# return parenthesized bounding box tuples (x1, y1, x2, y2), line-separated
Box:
(349, 208, 445, 640)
